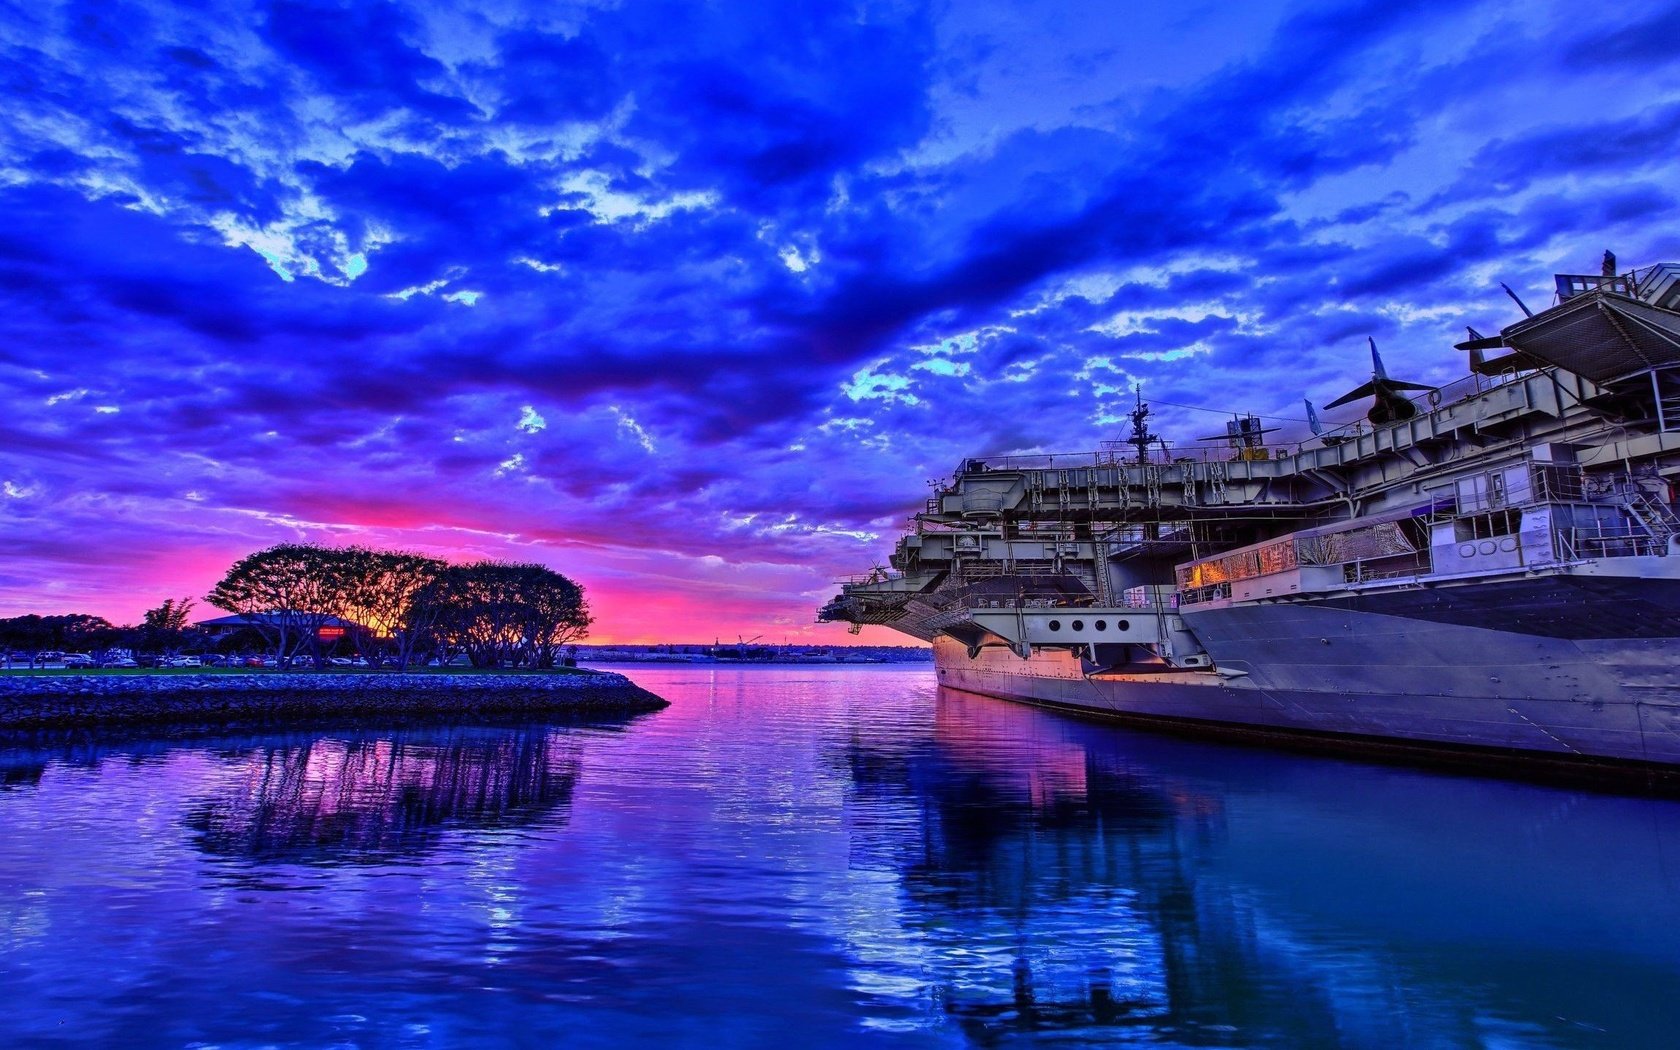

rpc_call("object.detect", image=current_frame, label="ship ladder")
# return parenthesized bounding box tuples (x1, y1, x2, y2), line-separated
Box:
(1150, 590, 1175, 666)
(1626, 491, 1680, 552)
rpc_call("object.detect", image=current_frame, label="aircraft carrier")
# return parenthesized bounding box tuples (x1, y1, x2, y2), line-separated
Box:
(820, 256, 1680, 784)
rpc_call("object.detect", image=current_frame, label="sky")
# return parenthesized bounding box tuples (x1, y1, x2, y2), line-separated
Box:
(2, 0, 1678, 644)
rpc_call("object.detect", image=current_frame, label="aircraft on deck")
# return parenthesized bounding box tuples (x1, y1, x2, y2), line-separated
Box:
(1323, 337, 1436, 424)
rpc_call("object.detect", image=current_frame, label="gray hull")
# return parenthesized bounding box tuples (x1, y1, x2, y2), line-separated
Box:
(932, 606, 1680, 782)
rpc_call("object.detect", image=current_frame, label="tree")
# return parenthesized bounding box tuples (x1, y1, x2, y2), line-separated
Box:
(336, 548, 448, 669)
(136, 598, 207, 659)
(51, 613, 122, 657)
(432, 562, 522, 668)
(431, 562, 592, 668)
(517, 569, 591, 668)
(143, 598, 194, 633)
(203, 546, 592, 671)
(0, 613, 122, 665)
(0, 615, 50, 667)
(206, 545, 358, 667)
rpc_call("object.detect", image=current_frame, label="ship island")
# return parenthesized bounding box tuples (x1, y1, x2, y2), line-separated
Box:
(820, 256, 1680, 787)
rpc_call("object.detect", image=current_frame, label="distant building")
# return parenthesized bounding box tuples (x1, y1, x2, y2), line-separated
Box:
(196, 612, 363, 643)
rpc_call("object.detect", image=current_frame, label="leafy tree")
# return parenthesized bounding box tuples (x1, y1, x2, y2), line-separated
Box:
(0, 613, 121, 665)
(203, 545, 592, 672)
(0, 615, 49, 666)
(51, 613, 122, 657)
(336, 548, 448, 669)
(142, 598, 195, 633)
(136, 598, 205, 659)
(432, 562, 523, 668)
(206, 545, 358, 668)
(517, 569, 591, 668)
(432, 562, 592, 668)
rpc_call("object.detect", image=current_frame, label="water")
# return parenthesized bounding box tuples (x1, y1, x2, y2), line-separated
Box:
(2, 665, 1678, 1048)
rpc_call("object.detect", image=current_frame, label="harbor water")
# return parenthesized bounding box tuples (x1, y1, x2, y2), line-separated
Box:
(2, 664, 1678, 1047)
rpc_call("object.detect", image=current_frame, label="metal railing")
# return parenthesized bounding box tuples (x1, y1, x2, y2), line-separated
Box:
(1556, 525, 1667, 561)
(1342, 558, 1431, 584)
(1178, 582, 1231, 606)
(834, 569, 902, 585)
(1555, 272, 1635, 301)
(949, 589, 1162, 611)
(943, 370, 1541, 480)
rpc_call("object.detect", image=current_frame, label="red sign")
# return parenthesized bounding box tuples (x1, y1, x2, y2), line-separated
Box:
(318, 626, 346, 640)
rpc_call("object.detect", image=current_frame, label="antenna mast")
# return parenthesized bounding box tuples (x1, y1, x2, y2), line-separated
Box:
(1128, 385, 1157, 466)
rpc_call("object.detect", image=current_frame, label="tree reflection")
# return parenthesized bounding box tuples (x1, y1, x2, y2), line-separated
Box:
(0, 763, 44, 790)
(186, 727, 580, 862)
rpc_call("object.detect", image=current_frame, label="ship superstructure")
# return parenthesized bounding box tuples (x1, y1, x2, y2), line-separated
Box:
(820, 259, 1680, 780)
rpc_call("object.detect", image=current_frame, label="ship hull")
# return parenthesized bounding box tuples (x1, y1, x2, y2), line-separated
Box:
(931, 618, 1680, 788)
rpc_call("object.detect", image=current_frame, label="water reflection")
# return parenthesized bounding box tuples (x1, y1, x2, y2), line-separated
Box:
(2, 666, 1678, 1047)
(184, 727, 582, 861)
(840, 686, 1680, 1046)
(0, 764, 43, 790)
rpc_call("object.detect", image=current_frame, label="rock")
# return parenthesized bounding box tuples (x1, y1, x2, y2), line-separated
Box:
(0, 671, 669, 730)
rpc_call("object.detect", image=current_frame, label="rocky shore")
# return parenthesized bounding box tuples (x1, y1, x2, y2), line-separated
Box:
(0, 670, 669, 731)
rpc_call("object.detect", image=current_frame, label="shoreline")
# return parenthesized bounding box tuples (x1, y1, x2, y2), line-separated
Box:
(0, 669, 669, 731)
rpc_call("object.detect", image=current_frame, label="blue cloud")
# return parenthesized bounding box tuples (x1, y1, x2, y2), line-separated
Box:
(1, 0, 1677, 637)
(264, 0, 478, 120)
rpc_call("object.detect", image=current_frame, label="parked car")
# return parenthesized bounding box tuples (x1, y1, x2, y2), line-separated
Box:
(106, 658, 138, 668)
(62, 654, 94, 668)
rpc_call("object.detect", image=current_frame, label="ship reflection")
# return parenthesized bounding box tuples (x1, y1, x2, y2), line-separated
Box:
(186, 727, 581, 862)
(843, 688, 1375, 1045)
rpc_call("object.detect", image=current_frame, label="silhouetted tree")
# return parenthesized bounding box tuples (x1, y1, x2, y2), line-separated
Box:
(517, 570, 591, 668)
(203, 546, 591, 672)
(53, 613, 122, 656)
(0, 615, 50, 666)
(0, 613, 122, 665)
(136, 598, 203, 659)
(431, 562, 592, 668)
(337, 548, 448, 669)
(143, 598, 194, 633)
(206, 545, 357, 667)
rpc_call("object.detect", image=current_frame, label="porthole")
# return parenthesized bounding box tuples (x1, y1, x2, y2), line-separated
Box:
(1117, 619, 1131, 631)
(1072, 619, 1085, 631)
(1095, 619, 1107, 631)
(1048, 619, 1062, 631)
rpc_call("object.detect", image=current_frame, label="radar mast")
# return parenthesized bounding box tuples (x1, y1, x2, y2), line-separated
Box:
(1127, 385, 1157, 466)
